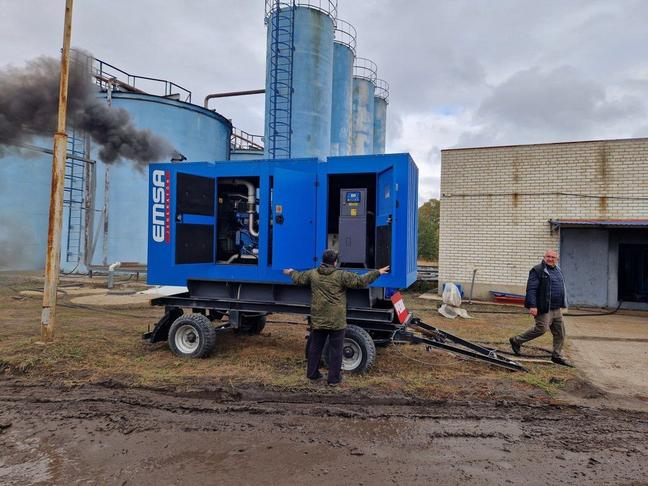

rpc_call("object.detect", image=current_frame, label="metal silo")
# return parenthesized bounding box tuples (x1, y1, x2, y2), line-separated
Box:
(373, 79, 389, 154)
(264, 0, 337, 160)
(0, 141, 55, 270)
(75, 91, 232, 271)
(329, 19, 356, 156)
(0, 86, 232, 272)
(351, 57, 377, 155)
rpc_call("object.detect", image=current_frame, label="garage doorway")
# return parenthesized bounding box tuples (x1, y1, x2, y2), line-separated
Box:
(618, 243, 648, 303)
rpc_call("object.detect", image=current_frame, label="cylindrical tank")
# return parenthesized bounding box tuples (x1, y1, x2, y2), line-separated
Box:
(329, 19, 356, 157)
(230, 149, 264, 160)
(351, 57, 377, 155)
(0, 91, 232, 272)
(80, 92, 232, 271)
(373, 79, 389, 154)
(264, 1, 336, 159)
(0, 141, 54, 270)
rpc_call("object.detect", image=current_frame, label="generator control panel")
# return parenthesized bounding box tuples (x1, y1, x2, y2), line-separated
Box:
(339, 188, 367, 266)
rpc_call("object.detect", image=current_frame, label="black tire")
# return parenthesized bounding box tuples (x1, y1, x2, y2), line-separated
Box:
(323, 325, 376, 374)
(236, 314, 267, 334)
(168, 314, 216, 358)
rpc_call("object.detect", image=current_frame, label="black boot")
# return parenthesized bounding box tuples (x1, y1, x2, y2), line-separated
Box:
(551, 355, 574, 367)
(509, 337, 521, 356)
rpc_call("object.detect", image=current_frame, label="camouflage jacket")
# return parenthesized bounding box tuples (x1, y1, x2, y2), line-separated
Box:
(290, 265, 381, 330)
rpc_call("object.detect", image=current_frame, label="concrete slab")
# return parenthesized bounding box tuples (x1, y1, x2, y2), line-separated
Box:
(566, 313, 648, 399)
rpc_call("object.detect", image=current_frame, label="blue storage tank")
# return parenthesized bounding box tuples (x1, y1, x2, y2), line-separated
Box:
(264, 1, 336, 159)
(329, 19, 356, 157)
(76, 92, 232, 271)
(0, 90, 232, 272)
(351, 58, 377, 156)
(373, 79, 389, 154)
(0, 140, 54, 270)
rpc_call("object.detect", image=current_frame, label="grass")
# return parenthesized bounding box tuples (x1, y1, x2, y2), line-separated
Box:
(0, 272, 577, 402)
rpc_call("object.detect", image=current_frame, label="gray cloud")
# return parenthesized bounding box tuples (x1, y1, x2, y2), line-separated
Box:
(458, 66, 645, 147)
(2, 0, 648, 198)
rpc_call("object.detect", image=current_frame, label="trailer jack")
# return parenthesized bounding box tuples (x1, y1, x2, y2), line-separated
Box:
(395, 317, 527, 372)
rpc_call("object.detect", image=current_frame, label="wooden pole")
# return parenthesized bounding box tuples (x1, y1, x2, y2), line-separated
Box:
(41, 0, 74, 342)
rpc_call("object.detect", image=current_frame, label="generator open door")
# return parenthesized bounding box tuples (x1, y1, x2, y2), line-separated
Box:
(376, 167, 394, 269)
(271, 167, 318, 270)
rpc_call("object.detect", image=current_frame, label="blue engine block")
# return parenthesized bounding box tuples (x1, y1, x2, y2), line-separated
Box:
(147, 153, 418, 288)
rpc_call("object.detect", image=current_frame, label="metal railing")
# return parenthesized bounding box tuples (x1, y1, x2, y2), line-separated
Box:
(353, 57, 378, 83)
(94, 57, 192, 103)
(70, 48, 192, 103)
(265, 0, 338, 23)
(334, 18, 357, 53)
(267, 0, 295, 159)
(231, 128, 264, 151)
(374, 78, 390, 102)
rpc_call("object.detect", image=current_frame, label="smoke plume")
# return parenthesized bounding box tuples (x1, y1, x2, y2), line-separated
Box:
(0, 55, 177, 168)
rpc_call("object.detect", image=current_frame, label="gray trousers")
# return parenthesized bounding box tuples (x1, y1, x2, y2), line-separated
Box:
(513, 308, 565, 357)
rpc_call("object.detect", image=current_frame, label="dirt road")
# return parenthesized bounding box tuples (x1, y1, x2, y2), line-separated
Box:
(1, 380, 647, 485)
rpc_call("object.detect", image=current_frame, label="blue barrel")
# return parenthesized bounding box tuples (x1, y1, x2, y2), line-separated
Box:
(264, 2, 336, 159)
(329, 19, 356, 156)
(351, 58, 377, 155)
(373, 79, 389, 154)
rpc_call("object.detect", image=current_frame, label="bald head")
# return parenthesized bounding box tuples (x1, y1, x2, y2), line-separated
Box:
(543, 250, 558, 268)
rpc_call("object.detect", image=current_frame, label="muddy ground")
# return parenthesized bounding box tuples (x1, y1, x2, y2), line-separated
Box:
(1, 273, 648, 484)
(1, 380, 647, 485)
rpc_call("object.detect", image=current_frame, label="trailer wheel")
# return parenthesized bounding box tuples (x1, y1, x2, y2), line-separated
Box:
(168, 314, 216, 358)
(323, 325, 376, 374)
(237, 314, 267, 334)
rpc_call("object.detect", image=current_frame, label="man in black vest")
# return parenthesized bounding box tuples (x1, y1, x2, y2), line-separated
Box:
(510, 250, 572, 366)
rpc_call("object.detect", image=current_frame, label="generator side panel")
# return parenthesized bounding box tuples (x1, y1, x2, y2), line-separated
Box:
(147, 163, 178, 285)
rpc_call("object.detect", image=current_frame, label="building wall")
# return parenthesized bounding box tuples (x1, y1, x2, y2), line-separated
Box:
(439, 138, 648, 300)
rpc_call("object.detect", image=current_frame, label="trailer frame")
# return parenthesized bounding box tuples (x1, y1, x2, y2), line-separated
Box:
(144, 281, 525, 373)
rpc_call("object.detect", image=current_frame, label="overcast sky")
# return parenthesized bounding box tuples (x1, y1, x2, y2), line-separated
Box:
(2, 0, 648, 202)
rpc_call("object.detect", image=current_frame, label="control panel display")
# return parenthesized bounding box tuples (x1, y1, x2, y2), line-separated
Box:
(345, 191, 361, 203)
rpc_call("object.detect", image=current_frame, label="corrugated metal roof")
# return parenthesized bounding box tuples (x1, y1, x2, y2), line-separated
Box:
(550, 219, 648, 228)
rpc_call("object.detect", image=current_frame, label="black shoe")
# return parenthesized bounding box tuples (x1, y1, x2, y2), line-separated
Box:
(551, 355, 574, 367)
(309, 373, 324, 382)
(509, 337, 521, 356)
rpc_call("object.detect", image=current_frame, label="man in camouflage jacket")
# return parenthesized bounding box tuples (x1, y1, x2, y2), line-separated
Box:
(283, 249, 390, 385)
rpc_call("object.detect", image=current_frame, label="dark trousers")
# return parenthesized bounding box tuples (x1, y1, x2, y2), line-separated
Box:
(307, 328, 345, 384)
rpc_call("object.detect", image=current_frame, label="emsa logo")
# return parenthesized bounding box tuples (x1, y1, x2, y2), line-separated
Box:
(152, 170, 170, 243)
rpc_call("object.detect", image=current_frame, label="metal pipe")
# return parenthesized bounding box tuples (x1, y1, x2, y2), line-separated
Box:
(468, 269, 477, 304)
(225, 179, 259, 237)
(41, 0, 74, 342)
(203, 89, 265, 108)
(107, 261, 122, 289)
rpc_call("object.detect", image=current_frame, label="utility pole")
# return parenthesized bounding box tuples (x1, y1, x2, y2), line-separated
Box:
(41, 0, 74, 342)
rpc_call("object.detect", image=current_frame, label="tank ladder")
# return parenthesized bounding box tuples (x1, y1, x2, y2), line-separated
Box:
(63, 127, 88, 264)
(267, 0, 295, 159)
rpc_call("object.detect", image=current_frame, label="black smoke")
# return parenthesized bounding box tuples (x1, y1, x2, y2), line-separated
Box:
(0, 55, 177, 168)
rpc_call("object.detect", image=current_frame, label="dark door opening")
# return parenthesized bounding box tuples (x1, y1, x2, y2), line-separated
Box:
(618, 243, 648, 302)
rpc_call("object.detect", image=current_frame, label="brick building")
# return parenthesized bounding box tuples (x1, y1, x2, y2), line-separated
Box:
(439, 138, 648, 309)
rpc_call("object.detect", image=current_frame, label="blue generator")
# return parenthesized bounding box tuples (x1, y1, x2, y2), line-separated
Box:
(144, 153, 420, 370)
(147, 153, 418, 288)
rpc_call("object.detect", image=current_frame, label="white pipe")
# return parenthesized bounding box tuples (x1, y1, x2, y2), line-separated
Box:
(107, 261, 121, 289)
(228, 179, 258, 237)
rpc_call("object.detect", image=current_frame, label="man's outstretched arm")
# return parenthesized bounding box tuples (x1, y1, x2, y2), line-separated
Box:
(283, 268, 312, 286)
(341, 266, 390, 289)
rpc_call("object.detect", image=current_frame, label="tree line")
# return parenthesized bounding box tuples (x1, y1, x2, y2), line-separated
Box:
(418, 199, 439, 262)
